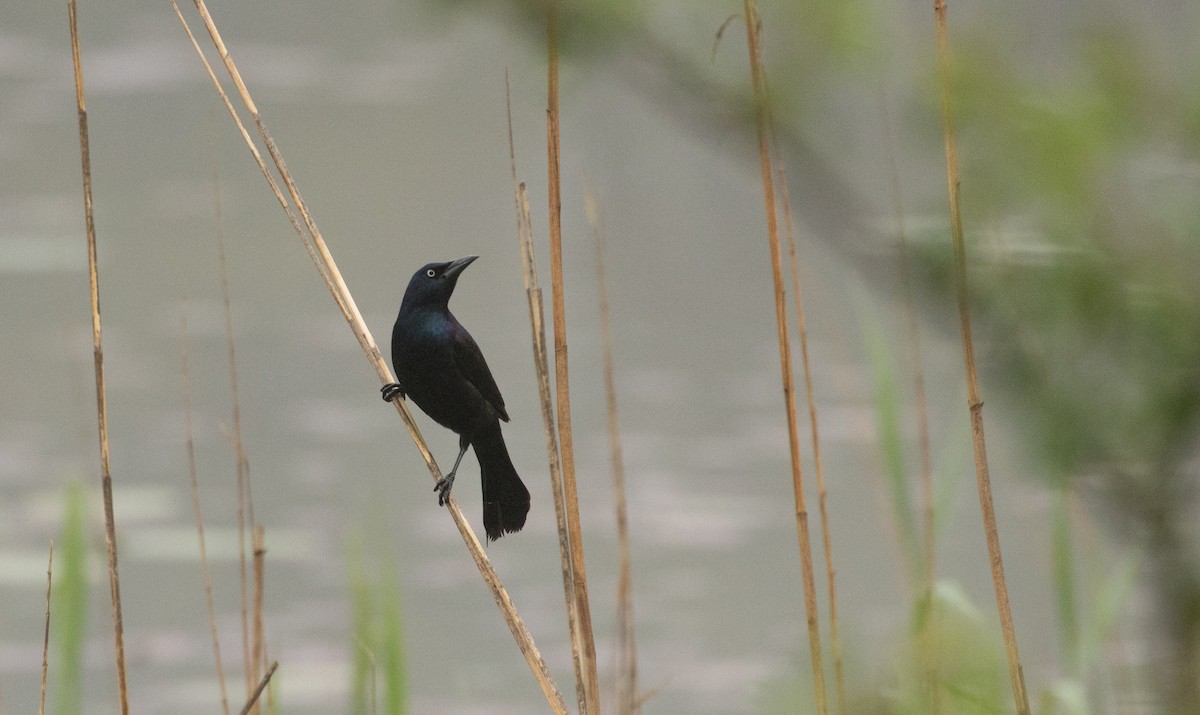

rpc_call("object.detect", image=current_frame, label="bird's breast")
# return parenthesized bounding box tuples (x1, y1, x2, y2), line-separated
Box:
(392, 313, 487, 434)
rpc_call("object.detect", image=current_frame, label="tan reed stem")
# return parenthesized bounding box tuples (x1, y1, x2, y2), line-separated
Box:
(777, 160, 845, 715)
(171, 4, 568, 710)
(68, 3, 130, 711)
(585, 189, 640, 714)
(167, 0, 346, 321)
(505, 71, 588, 711)
(213, 178, 254, 700)
(741, 3, 828, 712)
(182, 306, 232, 715)
(250, 526, 266, 715)
(39, 541, 53, 715)
(546, 4, 601, 712)
(932, 3, 1030, 713)
(237, 660, 278, 715)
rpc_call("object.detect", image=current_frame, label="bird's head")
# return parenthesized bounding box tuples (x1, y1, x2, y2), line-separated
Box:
(400, 255, 478, 310)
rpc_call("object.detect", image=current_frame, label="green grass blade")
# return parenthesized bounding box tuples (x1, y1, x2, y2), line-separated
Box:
(348, 535, 375, 715)
(53, 483, 89, 715)
(857, 289, 922, 582)
(380, 562, 408, 715)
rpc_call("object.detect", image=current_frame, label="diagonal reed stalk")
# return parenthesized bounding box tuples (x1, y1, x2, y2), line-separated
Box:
(584, 189, 640, 714)
(170, 3, 567, 710)
(238, 660, 278, 715)
(932, 3, 1030, 714)
(545, 3, 601, 712)
(182, 305, 232, 715)
(741, 3, 828, 712)
(68, 3, 130, 712)
(39, 541, 53, 715)
(505, 72, 588, 712)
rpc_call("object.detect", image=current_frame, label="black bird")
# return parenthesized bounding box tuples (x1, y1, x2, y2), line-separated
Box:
(381, 256, 530, 540)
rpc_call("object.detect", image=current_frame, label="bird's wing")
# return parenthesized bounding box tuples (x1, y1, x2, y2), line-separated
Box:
(452, 324, 510, 422)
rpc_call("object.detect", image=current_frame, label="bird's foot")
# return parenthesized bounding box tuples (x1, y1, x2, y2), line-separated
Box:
(434, 472, 456, 506)
(381, 382, 405, 403)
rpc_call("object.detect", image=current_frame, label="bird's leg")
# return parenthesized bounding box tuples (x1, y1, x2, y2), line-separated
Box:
(380, 382, 405, 402)
(435, 438, 469, 506)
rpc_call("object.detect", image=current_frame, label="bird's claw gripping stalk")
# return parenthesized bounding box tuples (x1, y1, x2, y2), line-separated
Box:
(380, 383, 405, 402)
(434, 472, 455, 506)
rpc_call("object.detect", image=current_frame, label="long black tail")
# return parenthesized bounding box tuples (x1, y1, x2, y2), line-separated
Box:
(473, 420, 530, 541)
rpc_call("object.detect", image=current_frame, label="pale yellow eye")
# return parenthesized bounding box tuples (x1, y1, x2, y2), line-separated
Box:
(426, 269, 436, 278)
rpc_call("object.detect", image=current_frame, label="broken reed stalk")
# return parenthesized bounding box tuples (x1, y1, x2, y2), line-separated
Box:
(214, 177, 255, 701)
(546, 3, 601, 713)
(505, 72, 588, 712)
(237, 660, 278, 715)
(932, 3, 1030, 714)
(39, 541, 53, 715)
(740, 3, 828, 712)
(251, 526, 266, 715)
(585, 190, 640, 714)
(68, 3, 130, 712)
(171, 4, 568, 711)
(182, 307, 232, 715)
(775, 159, 845, 715)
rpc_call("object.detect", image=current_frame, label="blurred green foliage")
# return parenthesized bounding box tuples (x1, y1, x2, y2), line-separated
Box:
(348, 531, 409, 715)
(927, 22, 1200, 477)
(914, 15, 1200, 711)
(52, 484, 88, 715)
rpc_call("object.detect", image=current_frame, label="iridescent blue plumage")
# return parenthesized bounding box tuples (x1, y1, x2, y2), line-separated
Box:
(382, 256, 529, 540)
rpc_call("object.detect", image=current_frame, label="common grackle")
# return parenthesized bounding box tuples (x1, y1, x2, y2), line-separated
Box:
(381, 256, 530, 540)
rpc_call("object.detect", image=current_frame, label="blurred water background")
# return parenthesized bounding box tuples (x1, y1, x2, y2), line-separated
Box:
(3, 1, 1197, 713)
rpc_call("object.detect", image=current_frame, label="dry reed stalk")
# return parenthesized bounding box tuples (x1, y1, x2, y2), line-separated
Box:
(932, 3, 1030, 714)
(741, 3, 828, 712)
(214, 182, 254, 701)
(520, 182, 585, 711)
(167, 1, 345, 321)
(182, 306, 232, 715)
(762, 56, 845, 710)
(68, 3, 130, 712)
(505, 72, 588, 710)
(170, 5, 567, 710)
(209, 140, 253, 702)
(236, 471, 250, 700)
(585, 190, 640, 714)
(237, 660, 278, 715)
(776, 160, 845, 715)
(250, 526, 266, 715)
(545, 4, 601, 712)
(39, 541, 53, 715)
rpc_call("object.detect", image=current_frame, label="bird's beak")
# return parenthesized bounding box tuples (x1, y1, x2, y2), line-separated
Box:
(444, 255, 478, 279)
